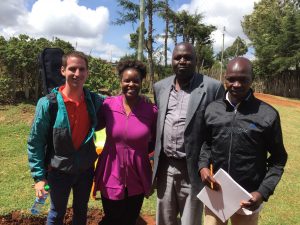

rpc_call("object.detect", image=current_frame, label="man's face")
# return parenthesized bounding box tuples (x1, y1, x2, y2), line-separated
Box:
(61, 56, 89, 90)
(172, 44, 196, 81)
(225, 59, 252, 103)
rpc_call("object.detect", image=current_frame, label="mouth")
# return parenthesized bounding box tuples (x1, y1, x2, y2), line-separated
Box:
(230, 90, 246, 97)
(178, 66, 188, 70)
(127, 89, 136, 93)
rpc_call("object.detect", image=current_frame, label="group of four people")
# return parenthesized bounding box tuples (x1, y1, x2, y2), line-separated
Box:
(28, 42, 287, 225)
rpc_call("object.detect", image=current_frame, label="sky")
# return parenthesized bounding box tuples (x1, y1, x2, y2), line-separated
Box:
(0, 0, 260, 62)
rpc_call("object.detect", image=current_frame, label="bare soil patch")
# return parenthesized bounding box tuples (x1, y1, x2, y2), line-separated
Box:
(254, 93, 300, 108)
(0, 209, 155, 225)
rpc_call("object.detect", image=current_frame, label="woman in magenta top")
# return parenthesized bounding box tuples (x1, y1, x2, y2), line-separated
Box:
(94, 60, 157, 225)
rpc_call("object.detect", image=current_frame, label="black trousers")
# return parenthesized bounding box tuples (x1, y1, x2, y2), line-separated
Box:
(99, 193, 144, 225)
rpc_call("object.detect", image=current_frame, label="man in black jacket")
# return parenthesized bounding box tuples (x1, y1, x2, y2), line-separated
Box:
(199, 57, 287, 225)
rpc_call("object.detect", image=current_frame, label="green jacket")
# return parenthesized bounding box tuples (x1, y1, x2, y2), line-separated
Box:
(27, 87, 104, 182)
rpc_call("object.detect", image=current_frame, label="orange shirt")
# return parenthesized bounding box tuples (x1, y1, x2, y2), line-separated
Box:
(59, 86, 90, 150)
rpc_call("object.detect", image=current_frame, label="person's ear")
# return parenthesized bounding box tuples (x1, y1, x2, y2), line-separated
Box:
(61, 66, 66, 77)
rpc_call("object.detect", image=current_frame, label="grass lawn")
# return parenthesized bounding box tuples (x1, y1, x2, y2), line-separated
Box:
(0, 98, 299, 224)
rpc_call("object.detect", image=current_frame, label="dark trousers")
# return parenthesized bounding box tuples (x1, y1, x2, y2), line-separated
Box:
(99, 193, 144, 225)
(46, 167, 94, 225)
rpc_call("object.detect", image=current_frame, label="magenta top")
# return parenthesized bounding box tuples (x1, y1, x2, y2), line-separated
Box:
(93, 95, 157, 200)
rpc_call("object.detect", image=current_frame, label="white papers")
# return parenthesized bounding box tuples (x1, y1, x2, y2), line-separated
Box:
(197, 168, 252, 223)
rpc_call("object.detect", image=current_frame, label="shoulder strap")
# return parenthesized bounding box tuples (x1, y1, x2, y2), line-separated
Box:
(44, 92, 57, 171)
(46, 92, 58, 127)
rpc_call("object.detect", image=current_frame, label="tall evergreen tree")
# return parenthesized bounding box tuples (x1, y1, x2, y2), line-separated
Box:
(242, 0, 300, 77)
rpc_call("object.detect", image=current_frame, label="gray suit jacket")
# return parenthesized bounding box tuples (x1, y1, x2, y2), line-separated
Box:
(152, 73, 225, 193)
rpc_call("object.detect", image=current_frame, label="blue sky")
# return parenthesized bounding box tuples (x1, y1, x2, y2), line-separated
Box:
(0, 0, 259, 62)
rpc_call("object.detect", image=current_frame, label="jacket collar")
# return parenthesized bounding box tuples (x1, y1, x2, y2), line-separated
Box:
(223, 89, 255, 109)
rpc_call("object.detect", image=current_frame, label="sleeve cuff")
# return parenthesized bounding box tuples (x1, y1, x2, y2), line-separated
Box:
(257, 185, 272, 202)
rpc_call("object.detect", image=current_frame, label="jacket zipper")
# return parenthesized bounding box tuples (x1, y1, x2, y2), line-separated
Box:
(124, 114, 129, 196)
(228, 107, 238, 173)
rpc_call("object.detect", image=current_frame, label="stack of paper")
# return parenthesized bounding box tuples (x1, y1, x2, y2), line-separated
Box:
(197, 168, 252, 223)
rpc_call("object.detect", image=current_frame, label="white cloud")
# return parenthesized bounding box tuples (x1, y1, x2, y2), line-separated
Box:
(178, 0, 260, 54)
(0, 0, 124, 61)
(0, 0, 27, 27)
(27, 0, 108, 37)
(122, 33, 131, 42)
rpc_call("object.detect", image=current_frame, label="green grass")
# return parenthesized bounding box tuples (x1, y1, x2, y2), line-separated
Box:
(0, 100, 299, 223)
(257, 105, 300, 225)
(0, 104, 36, 214)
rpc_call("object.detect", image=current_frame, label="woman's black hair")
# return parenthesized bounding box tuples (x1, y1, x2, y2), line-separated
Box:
(117, 60, 147, 80)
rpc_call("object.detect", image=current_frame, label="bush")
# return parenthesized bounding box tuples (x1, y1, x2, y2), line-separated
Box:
(0, 73, 14, 103)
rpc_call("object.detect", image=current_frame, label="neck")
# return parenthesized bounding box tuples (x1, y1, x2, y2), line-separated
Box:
(228, 95, 241, 106)
(62, 85, 84, 102)
(123, 95, 140, 108)
(123, 95, 140, 116)
(175, 76, 192, 91)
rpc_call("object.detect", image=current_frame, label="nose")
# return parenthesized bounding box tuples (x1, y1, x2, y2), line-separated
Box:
(128, 81, 134, 86)
(179, 57, 186, 63)
(74, 69, 80, 76)
(232, 81, 241, 87)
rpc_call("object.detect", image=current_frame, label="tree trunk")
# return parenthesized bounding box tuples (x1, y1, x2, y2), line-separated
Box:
(147, 0, 154, 93)
(138, 0, 145, 61)
(12, 71, 16, 101)
(24, 72, 30, 100)
(164, 0, 169, 67)
(35, 71, 40, 101)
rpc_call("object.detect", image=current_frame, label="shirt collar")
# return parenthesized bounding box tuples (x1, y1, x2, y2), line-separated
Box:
(172, 74, 195, 91)
(225, 90, 252, 108)
(59, 85, 85, 105)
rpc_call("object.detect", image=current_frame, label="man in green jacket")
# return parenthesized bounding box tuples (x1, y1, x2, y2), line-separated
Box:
(28, 51, 104, 225)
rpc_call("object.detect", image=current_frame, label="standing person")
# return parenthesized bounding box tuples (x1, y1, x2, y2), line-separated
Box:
(28, 51, 104, 225)
(93, 60, 157, 225)
(199, 57, 288, 225)
(152, 42, 225, 225)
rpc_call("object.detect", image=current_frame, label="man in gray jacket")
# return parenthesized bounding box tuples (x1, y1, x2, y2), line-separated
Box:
(152, 42, 225, 225)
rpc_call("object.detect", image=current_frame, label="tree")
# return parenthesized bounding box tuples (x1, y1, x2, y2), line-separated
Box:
(128, 27, 147, 60)
(138, 0, 145, 60)
(1, 35, 38, 100)
(85, 57, 119, 95)
(114, 0, 161, 93)
(0, 35, 75, 101)
(168, 9, 179, 45)
(242, 0, 300, 77)
(173, 10, 215, 46)
(224, 36, 248, 59)
(272, 3, 300, 72)
(157, 0, 173, 67)
(52, 37, 74, 53)
(216, 36, 248, 68)
(195, 43, 215, 73)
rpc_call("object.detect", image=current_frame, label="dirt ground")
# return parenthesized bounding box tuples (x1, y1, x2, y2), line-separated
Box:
(0, 208, 155, 225)
(0, 92, 299, 225)
(254, 92, 300, 108)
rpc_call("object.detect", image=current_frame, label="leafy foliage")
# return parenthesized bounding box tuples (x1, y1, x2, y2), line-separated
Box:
(85, 57, 120, 95)
(0, 34, 75, 102)
(0, 35, 121, 102)
(195, 43, 215, 73)
(0, 72, 14, 103)
(224, 37, 248, 60)
(242, 0, 300, 77)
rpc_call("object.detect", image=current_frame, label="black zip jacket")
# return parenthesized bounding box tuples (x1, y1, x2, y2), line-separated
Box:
(198, 90, 287, 201)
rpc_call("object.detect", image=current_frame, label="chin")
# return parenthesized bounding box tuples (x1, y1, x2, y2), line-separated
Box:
(125, 93, 139, 100)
